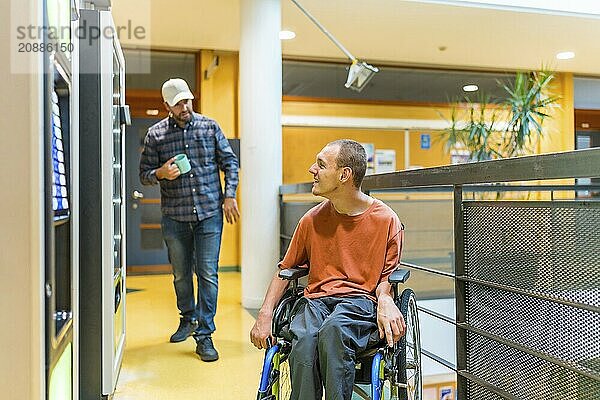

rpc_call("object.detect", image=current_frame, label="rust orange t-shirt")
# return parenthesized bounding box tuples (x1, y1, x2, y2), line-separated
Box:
(279, 198, 404, 301)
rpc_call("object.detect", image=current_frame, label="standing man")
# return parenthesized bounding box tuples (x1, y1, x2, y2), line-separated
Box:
(140, 78, 239, 362)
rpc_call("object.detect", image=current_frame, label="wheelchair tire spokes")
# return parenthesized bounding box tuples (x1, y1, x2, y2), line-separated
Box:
(397, 289, 422, 400)
(273, 352, 292, 400)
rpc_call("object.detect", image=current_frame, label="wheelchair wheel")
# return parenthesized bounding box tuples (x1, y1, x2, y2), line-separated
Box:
(397, 288, 422, 400)
(257, 342, 292, 400)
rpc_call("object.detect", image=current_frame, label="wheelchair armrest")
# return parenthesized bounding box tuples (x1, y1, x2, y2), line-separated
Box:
(278, 267, 309, 281)
(388, 268, 410, 284)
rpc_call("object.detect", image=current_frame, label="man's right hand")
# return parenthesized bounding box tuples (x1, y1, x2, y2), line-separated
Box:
(155, 157, 180, 180)
(250, 313, 274, 350)
(250, 271, 290, 350)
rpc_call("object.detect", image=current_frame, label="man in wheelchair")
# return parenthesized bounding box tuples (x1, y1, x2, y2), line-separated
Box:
(250, 139, 410, 400)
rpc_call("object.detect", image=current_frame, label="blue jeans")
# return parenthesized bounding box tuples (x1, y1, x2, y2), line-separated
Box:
(161, 212, 223, 337)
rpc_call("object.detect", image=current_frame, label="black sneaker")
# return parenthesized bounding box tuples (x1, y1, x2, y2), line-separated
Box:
(170, 318, 198, 343)
(195, 336, 219, 362)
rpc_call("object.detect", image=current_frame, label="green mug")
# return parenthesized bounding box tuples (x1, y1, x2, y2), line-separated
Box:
(173, 154, 191, 174)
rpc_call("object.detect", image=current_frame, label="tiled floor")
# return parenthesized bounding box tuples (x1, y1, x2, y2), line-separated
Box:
(113, 272, 264, 399)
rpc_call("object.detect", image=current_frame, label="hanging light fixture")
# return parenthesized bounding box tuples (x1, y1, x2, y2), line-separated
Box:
(290, 0, 379, 92)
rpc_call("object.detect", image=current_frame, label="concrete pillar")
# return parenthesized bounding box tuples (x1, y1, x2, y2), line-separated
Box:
(240, 0, 282, 308)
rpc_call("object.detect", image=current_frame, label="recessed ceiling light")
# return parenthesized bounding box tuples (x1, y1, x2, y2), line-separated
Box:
(279, 30, 296, 40)
(556, 51, 575, 60)
(462, 84, 479, 92)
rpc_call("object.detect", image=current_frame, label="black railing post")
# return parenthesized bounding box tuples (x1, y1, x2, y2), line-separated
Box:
(454, 185, 467, 399)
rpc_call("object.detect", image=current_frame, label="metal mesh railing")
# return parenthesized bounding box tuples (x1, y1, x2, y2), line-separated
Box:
(465, 330, 600, 399)
(465, 282, 600, 374)
(465, 380, 507, 400)
(462, 200, 600, 399)
(463, 202, 600, 308)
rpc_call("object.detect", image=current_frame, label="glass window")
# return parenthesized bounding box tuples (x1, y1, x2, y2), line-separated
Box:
(124, 49, 196, 90)
(282, 60, 514, 103)
(574, 77, 600, 109)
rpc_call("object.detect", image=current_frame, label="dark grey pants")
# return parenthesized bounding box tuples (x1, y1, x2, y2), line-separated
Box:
(288, 296, 379, 400)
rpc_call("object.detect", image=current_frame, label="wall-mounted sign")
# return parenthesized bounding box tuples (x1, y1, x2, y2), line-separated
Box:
(375, 149, 396, 173)
(420, 133, 431, 150)
(440, 387, 454, 400)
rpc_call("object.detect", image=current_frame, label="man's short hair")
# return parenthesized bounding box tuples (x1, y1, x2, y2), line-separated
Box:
(329, 139, 367, 188)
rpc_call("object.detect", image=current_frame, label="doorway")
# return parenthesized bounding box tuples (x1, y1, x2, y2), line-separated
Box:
(125, 117, 170, 272)
(575, 129, 600, 198)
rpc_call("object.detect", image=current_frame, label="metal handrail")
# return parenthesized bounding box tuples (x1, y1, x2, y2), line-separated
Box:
(363, 147, 600, 190)
(372, 184, 600, 193)
(283, 184, 600, 195)
(280, 148, 600, 195)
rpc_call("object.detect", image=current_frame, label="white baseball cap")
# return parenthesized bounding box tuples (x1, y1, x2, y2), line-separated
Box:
(162, 78, 194, 106)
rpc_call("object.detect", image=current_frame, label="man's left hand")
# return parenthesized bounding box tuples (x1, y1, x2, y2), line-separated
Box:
(223, 197, 240, 224)
(377, 295, 406, 347)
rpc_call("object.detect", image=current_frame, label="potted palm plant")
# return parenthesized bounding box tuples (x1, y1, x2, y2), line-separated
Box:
(443, 69, 561, 162)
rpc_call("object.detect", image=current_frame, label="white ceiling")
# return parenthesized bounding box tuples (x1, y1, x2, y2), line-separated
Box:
(112, 0, 600, 75)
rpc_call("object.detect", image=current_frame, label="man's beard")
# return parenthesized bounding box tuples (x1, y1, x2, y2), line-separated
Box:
(173, 111, 192, 125)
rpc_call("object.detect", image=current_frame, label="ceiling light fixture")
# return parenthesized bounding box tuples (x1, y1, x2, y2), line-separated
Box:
(462, 84, 479, 92)
(556, 51, 575, 60)
(280, 30, 296, 40)
(290, 0, 378, 92)
(146, 109, 159, 116)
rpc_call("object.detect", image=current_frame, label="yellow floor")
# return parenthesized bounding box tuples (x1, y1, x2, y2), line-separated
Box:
(113, 272, 264, 399)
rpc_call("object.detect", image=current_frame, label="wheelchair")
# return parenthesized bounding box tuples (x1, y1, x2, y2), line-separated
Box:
(256, 266, 422, 400)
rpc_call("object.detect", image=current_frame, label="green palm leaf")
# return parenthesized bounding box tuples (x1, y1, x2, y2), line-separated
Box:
(442, 67, 560, 161)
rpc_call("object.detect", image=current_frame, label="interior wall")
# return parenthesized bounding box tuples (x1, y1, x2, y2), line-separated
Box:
(200, 50, 239, 139)
(537, 72, 576, 197)
(0, 0, 45, 398)
(281, 70, 576, 185)
(282, 126, 450, 184)
(199, 50, 240, 268)
(281, 101, 457, 184)
(540, 72, 575, 153)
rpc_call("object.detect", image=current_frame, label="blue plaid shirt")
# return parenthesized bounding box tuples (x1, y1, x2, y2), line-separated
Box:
(139, 113, 239, 222)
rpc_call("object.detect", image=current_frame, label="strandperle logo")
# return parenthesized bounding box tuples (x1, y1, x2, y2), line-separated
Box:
(16, 19, 147, 46)
(10, 3, 151, 74)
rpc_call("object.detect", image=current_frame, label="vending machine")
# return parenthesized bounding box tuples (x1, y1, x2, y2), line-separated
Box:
(79, 8, 129, 399)
(43, 1, 80, 399)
